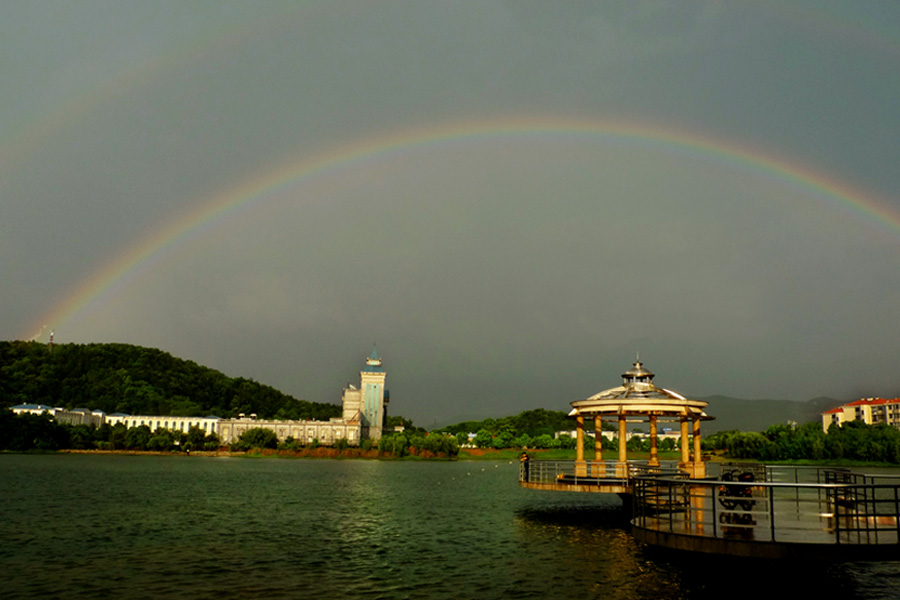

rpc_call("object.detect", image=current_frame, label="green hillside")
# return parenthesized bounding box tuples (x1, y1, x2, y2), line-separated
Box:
(0, 341, 340, 420)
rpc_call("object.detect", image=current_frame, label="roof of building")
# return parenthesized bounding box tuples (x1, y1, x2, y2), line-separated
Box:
(822, 397, 900, 415)
(364, 344, 384, 372)
(587, 360, 688, 402)
(570, 360, 710, 419)
(845, 398, 900, 406)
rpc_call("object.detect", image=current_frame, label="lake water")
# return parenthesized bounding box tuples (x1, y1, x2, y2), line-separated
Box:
(3, 454, 900, 599)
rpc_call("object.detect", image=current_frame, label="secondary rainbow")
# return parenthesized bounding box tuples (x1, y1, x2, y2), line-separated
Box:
(27, 115, 900, 341)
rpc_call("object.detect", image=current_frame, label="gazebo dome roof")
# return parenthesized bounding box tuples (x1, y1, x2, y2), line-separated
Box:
(570, 359, 711, 420)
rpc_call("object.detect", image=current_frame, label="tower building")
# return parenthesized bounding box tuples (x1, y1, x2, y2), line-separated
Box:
(342, 345, 389, 441)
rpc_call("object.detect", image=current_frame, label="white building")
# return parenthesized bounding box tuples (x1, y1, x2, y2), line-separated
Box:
(105, 414, 221, 436)
(218, 345, 389, 445)
(11, 404, 105, 427)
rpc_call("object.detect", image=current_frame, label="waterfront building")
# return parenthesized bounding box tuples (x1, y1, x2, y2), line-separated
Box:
(11, 403, 57, 416)
(339, 345, 389, 441)
(217, 415, 361, 446)
(821, 397, 900, 432)
(105, 414, 221, 435)
(216, 345, 389, 445)
(11, 404, 105, 427)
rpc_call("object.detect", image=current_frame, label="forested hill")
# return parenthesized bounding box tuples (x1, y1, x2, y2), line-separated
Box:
(0, 341, 340, 420)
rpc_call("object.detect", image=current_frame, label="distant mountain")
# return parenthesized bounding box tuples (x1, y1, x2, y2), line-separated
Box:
(697, 395, 842, 433)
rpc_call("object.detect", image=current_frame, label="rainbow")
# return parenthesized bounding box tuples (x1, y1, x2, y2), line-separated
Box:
(26, 115, 900, 341)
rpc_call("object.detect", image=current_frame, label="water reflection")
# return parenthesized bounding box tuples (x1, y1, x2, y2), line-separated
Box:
(3, 455, 900, 600)
(515, 503, 687, 600)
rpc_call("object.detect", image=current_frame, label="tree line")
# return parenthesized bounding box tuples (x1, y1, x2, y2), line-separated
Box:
(436, 407, 656, 450)
(704, 420, 900, 464)
(227, 427, 459, 458)
(0, 411, 219, 452)
(436, 408, 595, 445)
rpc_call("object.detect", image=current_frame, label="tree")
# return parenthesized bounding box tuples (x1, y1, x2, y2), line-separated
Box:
(659, 437, 676, 452)
(626, 435, 646, 452)
(233, 427, 279, 451)
(473, 429, 493, 449)
(108, 423, 127, 450)
(492, 431, 514, 449)
(125, 425, 151, 450)
(185, 425, 207, 450)
(147, 433, 173, 451)
(0, 412, 69, 451)
(532, 434, 553, 449)
(68, 424, 96, 450)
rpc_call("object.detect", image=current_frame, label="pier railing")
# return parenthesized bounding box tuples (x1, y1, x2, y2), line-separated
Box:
(632, 467, 900, 546)
(520, 459, 682, 486)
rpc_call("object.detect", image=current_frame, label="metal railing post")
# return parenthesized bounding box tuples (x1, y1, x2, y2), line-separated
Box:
(668, 481, 674, 533)
(712, 484, 718, 538)
(835, 486, 842, 545)
(769, 486, 776, 542)
(895, 486, 900, 544)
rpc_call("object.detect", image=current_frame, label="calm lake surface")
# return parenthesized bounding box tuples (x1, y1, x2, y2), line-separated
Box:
(3, 454, 900, 600)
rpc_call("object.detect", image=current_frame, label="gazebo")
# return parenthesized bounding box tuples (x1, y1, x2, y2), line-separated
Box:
(569, 359, 712, 478)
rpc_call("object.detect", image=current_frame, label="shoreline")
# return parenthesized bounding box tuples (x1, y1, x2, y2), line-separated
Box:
(51, 448, 456, 460)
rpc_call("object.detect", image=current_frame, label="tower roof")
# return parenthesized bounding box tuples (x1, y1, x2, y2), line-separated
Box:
(364, 344, 383, 372)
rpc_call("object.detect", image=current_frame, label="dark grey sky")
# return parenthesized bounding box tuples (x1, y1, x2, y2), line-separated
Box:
(3, 2, 900, 427)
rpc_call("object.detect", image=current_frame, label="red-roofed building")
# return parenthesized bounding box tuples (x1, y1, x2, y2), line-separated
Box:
(821, 398, 900, 432)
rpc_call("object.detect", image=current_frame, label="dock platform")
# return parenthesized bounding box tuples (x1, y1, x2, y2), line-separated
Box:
(520, 460, 900, 559)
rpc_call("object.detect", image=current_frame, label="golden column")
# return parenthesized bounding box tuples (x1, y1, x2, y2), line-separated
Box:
(692, 415, 705, 478)
(593, 415, 603, 477)
(575, 414, 586, 476)
(692, 416, 701, 462)
(617, 413, 628, 477)
(649, 414, 659, 467)
(680, 417, 690, 465)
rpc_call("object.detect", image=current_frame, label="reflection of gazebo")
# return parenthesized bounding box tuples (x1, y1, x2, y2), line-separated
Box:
(569, 360, 713, 478)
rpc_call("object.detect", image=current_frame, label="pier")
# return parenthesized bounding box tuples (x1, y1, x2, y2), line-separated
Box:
(522, 359, 900, 558)
(520, 460, 900, 559)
